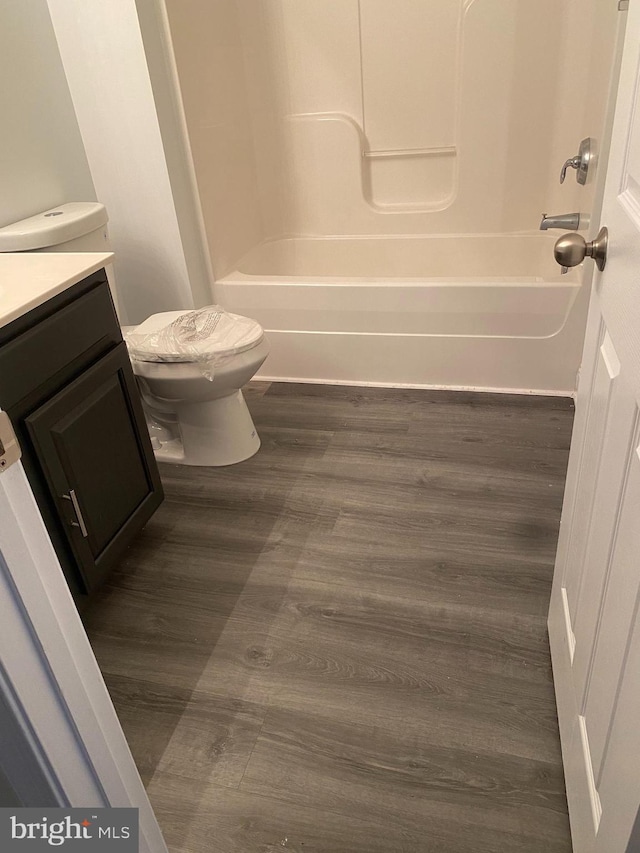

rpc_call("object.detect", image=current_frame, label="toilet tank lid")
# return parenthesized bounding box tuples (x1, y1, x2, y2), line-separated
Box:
(0, 203, 108, 252)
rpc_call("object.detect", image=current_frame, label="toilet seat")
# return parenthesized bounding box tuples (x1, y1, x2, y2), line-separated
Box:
(131, 336, 269, 382)
(126, 308, 264, 364)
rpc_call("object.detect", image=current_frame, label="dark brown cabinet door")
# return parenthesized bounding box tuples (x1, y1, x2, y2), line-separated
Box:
(25, 343, 163, 592)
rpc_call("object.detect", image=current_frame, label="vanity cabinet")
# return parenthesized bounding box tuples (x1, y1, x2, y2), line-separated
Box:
(0, 268, 162, 605)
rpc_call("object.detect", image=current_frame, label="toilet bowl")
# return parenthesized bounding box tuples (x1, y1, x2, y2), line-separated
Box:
(126, 309, 269, 467)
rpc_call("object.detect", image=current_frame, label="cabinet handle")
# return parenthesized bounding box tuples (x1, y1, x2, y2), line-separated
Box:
(61, 489, 89, 538)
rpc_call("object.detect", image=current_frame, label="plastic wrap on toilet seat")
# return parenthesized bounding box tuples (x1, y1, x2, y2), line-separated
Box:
(125, 306, 263, 381)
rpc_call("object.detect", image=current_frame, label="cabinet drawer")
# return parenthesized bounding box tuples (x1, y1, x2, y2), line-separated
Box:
(0, 278, 120, 410)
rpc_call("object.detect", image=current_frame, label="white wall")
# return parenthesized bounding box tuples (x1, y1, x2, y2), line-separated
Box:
(46, 0, 204, 325)
(133, 0, 214, 310)
(0, 0, 96, 230)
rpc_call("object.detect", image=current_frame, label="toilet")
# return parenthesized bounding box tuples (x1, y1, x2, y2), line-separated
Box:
(0, 202, 268, 466)
(125, 309, 269, 466)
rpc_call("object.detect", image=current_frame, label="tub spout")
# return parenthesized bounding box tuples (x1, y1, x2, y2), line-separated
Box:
(540, 212, 580, 231)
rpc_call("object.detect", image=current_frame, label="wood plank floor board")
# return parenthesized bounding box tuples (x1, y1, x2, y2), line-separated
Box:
(329, 500, 562, 564)
(259, 382, 573, 411)
(323, 431, 572, 482)
(287, 530, 564, 617)
(243, 396, 413, 436)
(101, 538, 300, 601)
(102, 676, 194, 788)
(146, 771, 572, 853)
(193, 573, 555, 686)
(85, 592, 232, 693)
(406, 402, 573, 447)
(93, 676, 265, 790)
(83, 382, 574, 853)
(260, 465, 568, 535)
(145, 774, 438, 853)
(152, 692, 266, 790)
(158, 443, 568, 563)
(238, 705, 569, 846)
(303, 445, 568, 498)
(184, 584, 564, 763)
(318, 431, 571, 502)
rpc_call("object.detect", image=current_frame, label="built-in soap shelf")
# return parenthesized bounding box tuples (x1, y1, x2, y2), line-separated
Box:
(363, 145, 457, 210)
(284, 113, 457, 222)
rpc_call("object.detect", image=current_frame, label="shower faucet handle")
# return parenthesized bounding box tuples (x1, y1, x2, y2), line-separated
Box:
(560, 137, 593, 185)
(560, 157, 581, 184)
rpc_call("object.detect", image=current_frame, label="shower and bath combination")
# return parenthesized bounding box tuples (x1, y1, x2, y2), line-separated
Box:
(161, 0, 619, 396)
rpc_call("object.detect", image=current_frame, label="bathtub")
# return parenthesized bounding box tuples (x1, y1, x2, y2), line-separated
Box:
(216, 234, 588, 395)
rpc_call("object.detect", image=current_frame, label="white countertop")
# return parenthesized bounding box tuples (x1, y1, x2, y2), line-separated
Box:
(0, 252, 114, 329)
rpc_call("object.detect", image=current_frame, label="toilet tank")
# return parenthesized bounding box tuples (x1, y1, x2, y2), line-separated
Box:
(0, 202, 111, 253)
(0, 202, 121, 320)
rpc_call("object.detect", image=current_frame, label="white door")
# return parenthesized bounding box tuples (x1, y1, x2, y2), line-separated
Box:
(548, 4, 640, 852)
(0, 445, 168, 853)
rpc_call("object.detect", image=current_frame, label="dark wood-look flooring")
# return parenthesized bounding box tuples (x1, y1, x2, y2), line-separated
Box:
(84, 383, 575, 853)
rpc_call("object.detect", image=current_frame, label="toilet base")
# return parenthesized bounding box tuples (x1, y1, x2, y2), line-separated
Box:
(149, 389, 261, 466)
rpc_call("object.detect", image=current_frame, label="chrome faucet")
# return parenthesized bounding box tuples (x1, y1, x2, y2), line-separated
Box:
(540, 212, 581, 231)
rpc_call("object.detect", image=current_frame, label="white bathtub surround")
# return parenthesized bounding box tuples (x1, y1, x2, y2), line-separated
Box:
(218, 234, 587, 395)
(170, 0, 601, 243)
(162, 0, 620, 393)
